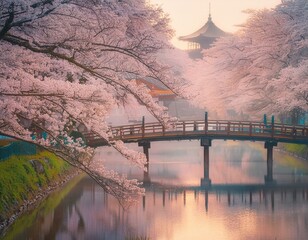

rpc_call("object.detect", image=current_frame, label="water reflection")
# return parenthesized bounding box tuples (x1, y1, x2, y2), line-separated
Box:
(96, 141, 308, 185)
(3, 141, 308, 240)
(4, 176, 308, 240)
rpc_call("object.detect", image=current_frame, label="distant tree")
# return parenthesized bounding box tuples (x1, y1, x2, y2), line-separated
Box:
(193, 0, 308, 119)
(0, 0, 187, 205)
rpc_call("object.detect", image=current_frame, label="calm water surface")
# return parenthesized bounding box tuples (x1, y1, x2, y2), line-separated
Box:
(2, 141, 308, 240)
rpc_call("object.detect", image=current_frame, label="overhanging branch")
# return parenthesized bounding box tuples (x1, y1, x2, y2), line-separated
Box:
(3, 34, 170, 125)
(0, 2, 14, 40)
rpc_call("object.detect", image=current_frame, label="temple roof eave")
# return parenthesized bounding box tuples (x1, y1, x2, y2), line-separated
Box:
(179, 17, 230, 42)
(179, 35, 216, 43)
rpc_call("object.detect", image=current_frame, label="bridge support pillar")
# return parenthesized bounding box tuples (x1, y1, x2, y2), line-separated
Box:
(138, 141, 151, 184)
(264, 141, 277, 184)
(201, 138, 212, 187)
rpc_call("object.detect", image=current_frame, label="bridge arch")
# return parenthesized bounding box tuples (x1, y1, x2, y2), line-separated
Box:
(83, 118, 308, 186)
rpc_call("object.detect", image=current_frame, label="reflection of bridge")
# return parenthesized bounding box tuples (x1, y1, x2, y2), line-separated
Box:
(142, 183, 308, 211)
(83, 116, 308, 186)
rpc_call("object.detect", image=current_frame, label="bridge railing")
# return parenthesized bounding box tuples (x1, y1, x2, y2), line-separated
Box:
(109, 120, 308, 140)
(83, 120, 308, 146)
(273, 123, 308, 136)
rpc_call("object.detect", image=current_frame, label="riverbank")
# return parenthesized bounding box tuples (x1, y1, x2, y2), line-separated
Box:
(0, 150, 77, 235)
(3, 141, 308, 240)
(279, 143, 308, 160)
(1, 174, 85, 240)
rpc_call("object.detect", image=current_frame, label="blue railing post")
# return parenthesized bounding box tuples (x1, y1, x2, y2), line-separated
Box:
(263, 114, 267, 127)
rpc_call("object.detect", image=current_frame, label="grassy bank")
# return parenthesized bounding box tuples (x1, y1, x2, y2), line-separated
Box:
(280, 143, 308, 160)
(2, 174, 84, 239)
(0, 150, 71, 223)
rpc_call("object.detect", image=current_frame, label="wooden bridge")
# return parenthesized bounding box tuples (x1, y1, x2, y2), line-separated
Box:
(84, 120, 308, 147)
(82, 117, 308, 187)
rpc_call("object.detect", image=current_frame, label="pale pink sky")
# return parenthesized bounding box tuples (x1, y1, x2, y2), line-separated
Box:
(150, 0, 281, 49)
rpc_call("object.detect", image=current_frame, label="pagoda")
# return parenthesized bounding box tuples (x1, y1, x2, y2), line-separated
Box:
(179, 8, 229, 58)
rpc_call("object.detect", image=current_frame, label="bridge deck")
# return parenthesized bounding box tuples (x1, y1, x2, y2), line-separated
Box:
(83, 120, 308, 147)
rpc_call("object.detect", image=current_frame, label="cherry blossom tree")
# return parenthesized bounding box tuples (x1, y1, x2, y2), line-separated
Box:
(0, 0, 187, 205)
(193, 0, 308, 119)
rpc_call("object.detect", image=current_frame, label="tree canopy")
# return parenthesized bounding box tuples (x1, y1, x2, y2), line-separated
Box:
(192, 0, 308, 119)
(0, 0, 187, 205)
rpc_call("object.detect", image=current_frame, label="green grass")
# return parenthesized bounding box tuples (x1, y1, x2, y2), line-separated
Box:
(2, 174, 84, 240)
(281, 143, 308, 159)
(0, 151, 70, 222)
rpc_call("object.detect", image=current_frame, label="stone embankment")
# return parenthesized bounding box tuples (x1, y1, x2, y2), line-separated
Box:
(0, 150, 77, 234)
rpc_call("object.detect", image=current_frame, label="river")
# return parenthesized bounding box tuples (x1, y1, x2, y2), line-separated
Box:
(2, 140, 308, 240)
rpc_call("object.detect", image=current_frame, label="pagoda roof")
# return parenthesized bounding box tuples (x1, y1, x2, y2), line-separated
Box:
(179, 15, 229, 42)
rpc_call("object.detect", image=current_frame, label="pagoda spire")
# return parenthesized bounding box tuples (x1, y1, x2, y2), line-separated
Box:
(208, 2, 212, 21)
(178, 1, 230, 58)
